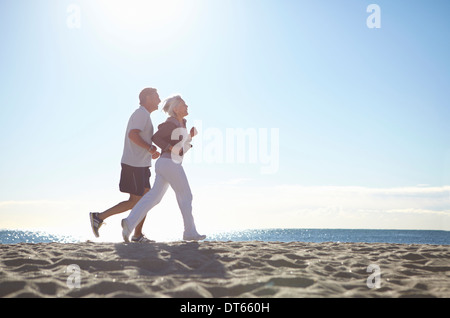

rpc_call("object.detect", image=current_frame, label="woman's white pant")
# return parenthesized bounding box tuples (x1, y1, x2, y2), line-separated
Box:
(124, 158, 200, 237)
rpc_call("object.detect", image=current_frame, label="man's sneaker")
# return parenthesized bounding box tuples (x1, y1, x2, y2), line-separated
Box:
(131, 234, 155, 243)
(121, 219, 131, 243)
(89, 212, 104, 238)
(183, 233, 206, 241)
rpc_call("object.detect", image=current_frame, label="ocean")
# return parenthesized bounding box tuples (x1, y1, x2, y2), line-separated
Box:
(209, 228, 450, 245)
(1, 228, 449, 245)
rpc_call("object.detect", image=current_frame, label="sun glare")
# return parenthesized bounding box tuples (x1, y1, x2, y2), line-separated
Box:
(95, 0, 195, 35)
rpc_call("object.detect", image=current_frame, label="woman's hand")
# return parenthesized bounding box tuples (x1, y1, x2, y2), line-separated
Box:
(190, 127, 198, 138)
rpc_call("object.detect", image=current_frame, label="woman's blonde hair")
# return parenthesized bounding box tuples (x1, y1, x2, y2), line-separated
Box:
(162, 94, 183, 117)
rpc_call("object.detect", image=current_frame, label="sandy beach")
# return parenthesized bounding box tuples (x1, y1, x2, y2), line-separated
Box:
(0, 241, 449, 298)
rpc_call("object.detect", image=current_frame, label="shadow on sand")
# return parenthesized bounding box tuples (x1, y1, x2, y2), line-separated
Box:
(114, 241, 227, 279)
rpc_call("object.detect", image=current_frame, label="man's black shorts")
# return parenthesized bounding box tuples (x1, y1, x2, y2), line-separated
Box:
(119, 163, 151, 196)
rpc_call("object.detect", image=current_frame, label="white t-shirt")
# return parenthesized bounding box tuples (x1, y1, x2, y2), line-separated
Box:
(121, 106, 154, 167)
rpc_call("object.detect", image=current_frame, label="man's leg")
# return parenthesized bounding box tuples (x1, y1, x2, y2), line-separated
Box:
(133, 188, 149, 237)
(97, 189, 149, 235)
(98, 193, 142, 220)
(91, 165, 152, 238)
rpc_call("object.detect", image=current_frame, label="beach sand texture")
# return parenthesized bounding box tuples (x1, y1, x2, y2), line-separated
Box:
(1, 241, 449, 298)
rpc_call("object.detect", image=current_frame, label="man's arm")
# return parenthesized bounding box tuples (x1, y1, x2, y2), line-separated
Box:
(128, 129, 157, 154)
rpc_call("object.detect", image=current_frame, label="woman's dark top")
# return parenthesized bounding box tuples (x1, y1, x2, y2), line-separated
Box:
(151, 117, 192, 159)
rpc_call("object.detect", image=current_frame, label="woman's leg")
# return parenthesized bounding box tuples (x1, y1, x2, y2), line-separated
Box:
(158, 159, 199, 236)
(124, 173, 169, 232)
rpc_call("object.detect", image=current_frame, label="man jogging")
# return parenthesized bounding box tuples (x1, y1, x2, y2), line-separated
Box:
(90, 87, 160, 242)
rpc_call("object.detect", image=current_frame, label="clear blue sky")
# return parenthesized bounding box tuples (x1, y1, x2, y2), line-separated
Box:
(1, 0, 449, 238)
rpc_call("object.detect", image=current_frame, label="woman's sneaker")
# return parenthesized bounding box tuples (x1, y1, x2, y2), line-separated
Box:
(121, 219, 131, 243)
(89, 212, 104, 238)
(183, 233, 206, 241)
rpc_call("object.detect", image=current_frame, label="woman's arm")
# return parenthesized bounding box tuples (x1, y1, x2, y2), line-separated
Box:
(151, 122, 177, 152)
(152, 122, 194, 156)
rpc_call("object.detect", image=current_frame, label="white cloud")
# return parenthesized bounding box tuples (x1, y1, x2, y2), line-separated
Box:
(0, 200, 81, 229)
(1, 185, 449, 236)
(194, 184, 450, 231)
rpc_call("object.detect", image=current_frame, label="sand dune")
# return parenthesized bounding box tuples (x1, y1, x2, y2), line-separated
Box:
(0, 241, 449, 298)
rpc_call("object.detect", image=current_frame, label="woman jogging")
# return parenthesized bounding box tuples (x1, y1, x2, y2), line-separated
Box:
(121, 95, 206, 242)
